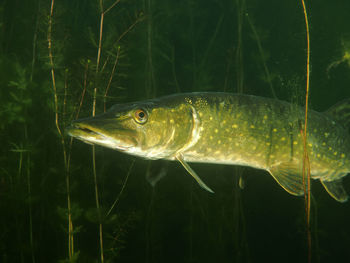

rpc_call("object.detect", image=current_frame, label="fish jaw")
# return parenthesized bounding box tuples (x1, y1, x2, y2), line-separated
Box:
(66, 115, 139, 152)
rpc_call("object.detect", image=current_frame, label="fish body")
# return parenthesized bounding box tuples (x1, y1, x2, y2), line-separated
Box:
(67, 92, 350, 202)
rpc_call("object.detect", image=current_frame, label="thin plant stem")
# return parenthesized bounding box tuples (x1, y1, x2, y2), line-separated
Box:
(103, 13, 144, 110)
(146, 0, 156, 97)
(199, 15, 224, 72)
(64, 70, 74, 256)
(93, 0, 103, 260)
(235, 0, 245, 94)
(188, 2, 197, 91)
(30, 1, 40, 83)
(28, 6, 39, 258)
(246, 13, 277, 99)
(300, 0, 312, 262)
(47, 0, 74, 259)
(231, 2, 250, 261)
(114, 14, 144, 45)
(15, 146, 24, 262)
(96, 0, 121, 74)
(104, 45, 121, 112)
(223, 47, 234, 92)
(170, 47, 181, 93)
(106, 160, 134, 217)
(26, 153, 35, 263)
(48, 0, 61, 138)
(74, 62, 89, 121)
(92, 146, 104, 263)
(93, 1, 122, 262)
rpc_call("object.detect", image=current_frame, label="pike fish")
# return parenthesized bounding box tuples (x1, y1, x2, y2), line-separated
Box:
(66, 92, 350, 202)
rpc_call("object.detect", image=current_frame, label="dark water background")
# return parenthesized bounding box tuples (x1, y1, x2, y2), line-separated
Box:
(1, 0, 350, 262)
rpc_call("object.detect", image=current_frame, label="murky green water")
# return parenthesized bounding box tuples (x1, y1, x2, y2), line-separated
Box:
(1, 0, 350, 262)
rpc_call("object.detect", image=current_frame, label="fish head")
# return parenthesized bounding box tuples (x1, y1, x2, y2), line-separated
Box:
(66, 98, 195, 159)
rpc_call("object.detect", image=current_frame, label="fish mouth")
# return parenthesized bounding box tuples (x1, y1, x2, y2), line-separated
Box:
(66, 122, 101, 137)
(66, 122, 136, 151)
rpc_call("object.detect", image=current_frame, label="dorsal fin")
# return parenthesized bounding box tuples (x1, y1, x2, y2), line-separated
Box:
(325, 98, 350, 129)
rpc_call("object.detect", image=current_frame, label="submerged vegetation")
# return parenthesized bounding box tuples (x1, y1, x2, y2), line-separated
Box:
(1, 0, 350, 262)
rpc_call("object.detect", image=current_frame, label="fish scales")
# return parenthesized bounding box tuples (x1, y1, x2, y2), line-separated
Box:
(182, 94, 349, 175)
(67, 92, 350, 202)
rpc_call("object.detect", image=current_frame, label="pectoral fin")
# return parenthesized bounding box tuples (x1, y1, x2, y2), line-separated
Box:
(176, 155, 214, 193)
(321, 178, 348, 202)
(268, 162, 307, 196)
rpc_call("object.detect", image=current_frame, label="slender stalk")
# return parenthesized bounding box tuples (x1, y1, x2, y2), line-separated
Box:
(246, 13, 276, 99)
(114, 14, 143, 45)
(106, 160, 134, 217)
(64, 71, 75, 257)
(199, 15, 224, 72)
(300, 0, 312, 262)
(93, 1, 123, 260)
(26, 153, 35, 263)
(30, 1, 40, 83)
(17, 148, 24, 262)
(146, 0, 156, 97)
(170, 47, 181, 93)
(47, 0, 74, 259)
(74, 62, 89, 120)
(223, 47, 234, 92)
(103, 13, 144, 110)
(93, 1, 104, 261)
(91, 145, 104, 263)
(104, 46, 121, 112)
(188, 2, 196, 91)
(28, 6, 40, 259)
(235, 0, 245, 94)
(93, 1, 123, 261)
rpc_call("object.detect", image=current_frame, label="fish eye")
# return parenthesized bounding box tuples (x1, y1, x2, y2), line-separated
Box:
(134, 109, 148, 124)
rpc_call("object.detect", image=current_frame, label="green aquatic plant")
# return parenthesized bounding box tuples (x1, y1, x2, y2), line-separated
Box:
(327, 37, 350, 75)
(0, 50, 39, 262)
(0, 59, 33, 130)
(45, 0, 146, 261)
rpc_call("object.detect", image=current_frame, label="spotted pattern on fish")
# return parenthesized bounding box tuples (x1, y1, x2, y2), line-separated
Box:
(67, 93, 350, 202)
